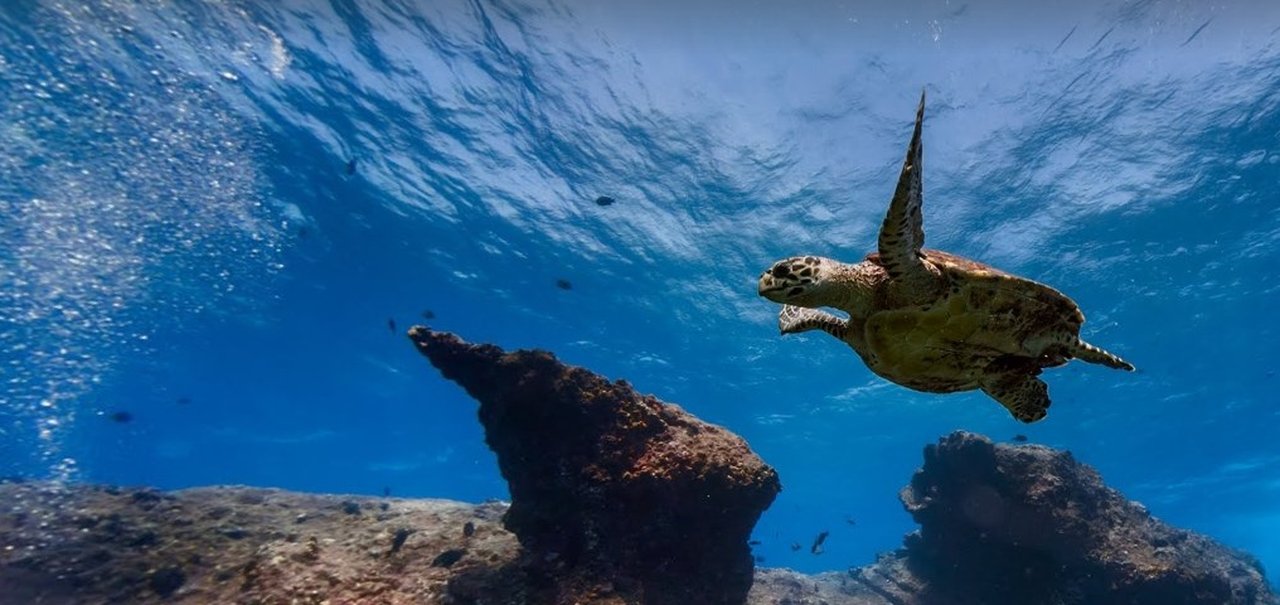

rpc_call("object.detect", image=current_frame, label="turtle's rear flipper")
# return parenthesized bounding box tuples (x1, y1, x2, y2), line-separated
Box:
(779, 305, 848, 340)
(1069, 339, 1135, 371)
(982, 373, 1050, 423)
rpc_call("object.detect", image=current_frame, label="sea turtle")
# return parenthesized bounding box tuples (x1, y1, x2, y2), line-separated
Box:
(756, 90, 1133, 423)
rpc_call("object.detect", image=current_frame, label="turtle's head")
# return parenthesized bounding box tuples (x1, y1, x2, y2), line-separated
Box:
(758, 256, 844, 307)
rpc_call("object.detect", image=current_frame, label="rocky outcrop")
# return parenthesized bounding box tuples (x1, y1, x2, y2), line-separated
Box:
(891, 431, 1275, 605)
(1, 434, 1275, 605)
(0, 480, 516, 605)
(1, 328, 1274, 605)
(408, 327, 782, 605)
(0, 481, 884, 605)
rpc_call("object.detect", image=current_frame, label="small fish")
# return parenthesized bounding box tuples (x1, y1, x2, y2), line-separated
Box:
(109, 411, 133, 423)
(555, 279, 572, 290)
(594, 195, 615, 206)
(748, 539, 761, 546)
(810, 530, 829, 555)
(789, 542, 801, 552)
(1013, 434, 1029, 443)
(344, 158, 357, 175)
(431, 549, 465, 568)
(753, 554, 766, 564)
(1180, 18, 1212, 48)
(421, 309, 436, 320)
(297, 226, 310, 239)
(389, 528, 414, 555)
(463, 521, 476, 537)
(844, 515, 857, 526)
(387, 318, 397, 333)
(1053, 25, 1077, 53)
(382, 486, 391, 497)
(176, 396, 192, 405)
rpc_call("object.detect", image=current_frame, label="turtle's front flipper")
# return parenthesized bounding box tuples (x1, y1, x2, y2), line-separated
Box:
(779, 305, 848, 340)
(981, 373, 1051, 423)
(877, 89, 928, 281)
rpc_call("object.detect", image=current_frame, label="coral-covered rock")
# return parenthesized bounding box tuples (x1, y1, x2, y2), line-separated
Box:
(0, 433, 1274, 604)
(0, 482, 867, 605)
(897, 431, 1275, 605)
(409, 328, 781, 605)
(0, 481, 515, 605)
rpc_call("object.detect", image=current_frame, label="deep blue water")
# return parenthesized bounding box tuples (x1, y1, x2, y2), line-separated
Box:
(2, 0, 1279, 580)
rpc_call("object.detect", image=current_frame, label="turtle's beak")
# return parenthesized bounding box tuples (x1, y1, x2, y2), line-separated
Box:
(759, 260, 796, 300)
(758, 273, 784, 300)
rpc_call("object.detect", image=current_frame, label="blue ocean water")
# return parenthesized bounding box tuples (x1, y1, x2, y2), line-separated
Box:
(2, 0, 1278, 581)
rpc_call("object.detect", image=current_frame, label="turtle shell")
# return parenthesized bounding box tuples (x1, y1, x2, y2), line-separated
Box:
(861, 249, 1084, 393)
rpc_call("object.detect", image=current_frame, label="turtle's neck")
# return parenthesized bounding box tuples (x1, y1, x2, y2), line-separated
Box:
(826, 261, 882, 319)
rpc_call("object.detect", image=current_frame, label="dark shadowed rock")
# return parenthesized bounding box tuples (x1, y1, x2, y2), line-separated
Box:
(408, 327, 782, 605)
(892, 431, 1276, 605)
(147, 565, 185, 598)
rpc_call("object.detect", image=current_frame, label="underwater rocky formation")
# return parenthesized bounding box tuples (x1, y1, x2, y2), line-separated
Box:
(2, 472, 1273, 605)
(877, 431, 1276, 605)
(0, 481, 516, 604)
(0, 329, 1274, 604)
(408, 327, 782, 604)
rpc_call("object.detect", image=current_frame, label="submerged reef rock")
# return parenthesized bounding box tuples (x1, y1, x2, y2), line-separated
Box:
(0, 482, 516, 605)
(0, 436, 1274, 604)
(889, 431, 1275, 604)
(2, 333, 1273, 605)
(408, 327, 782, 605)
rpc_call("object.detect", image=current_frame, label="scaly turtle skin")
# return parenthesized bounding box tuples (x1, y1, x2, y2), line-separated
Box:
(757, 91, 1133, 423)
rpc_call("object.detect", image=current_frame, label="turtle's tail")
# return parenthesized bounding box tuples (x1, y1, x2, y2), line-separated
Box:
(1069, 339, 1134, 371)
